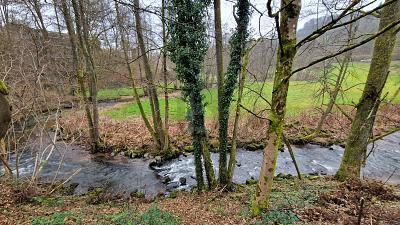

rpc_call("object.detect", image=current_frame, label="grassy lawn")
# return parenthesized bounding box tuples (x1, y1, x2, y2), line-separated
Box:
(97, 84, 176, 101)
(102, 61, 400, 121)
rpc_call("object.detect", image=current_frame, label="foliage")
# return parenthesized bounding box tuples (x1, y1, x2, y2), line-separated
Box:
(106, 206, 179, 225)
(32, 197, 64, 207)
(135, 205, 179, 225)
(258, 210, 299, 225)
(32, 212, 75, 225)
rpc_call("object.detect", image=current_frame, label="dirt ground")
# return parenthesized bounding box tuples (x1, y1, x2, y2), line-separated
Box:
(1, 177, 399, 225)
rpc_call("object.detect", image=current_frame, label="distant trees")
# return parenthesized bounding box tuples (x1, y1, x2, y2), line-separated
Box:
(336, 0, 400, 181)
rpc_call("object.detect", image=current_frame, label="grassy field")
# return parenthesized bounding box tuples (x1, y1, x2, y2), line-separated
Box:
(97, 84, 176, 101)
(103, 61, 400, 121)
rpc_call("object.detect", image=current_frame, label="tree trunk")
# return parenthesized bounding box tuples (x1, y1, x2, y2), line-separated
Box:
(71, 0, 101, 152)
(0, 81, 12, 177)
(115, 2, 159, 146)
(214, 0, 224, 177)
(336, 0, 400, 181)
(133, 0, 166, 150)
(59, 0, 98, 152)
(252, 0, 301, 215)
(161, 0, 169, 152)
(189, 84, 216, 190)
(218, 0, 250, 185)
(168, 0, 216, 190)
(227, 40, 255, 185)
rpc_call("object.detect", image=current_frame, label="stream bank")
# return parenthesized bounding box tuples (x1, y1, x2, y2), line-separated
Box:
(2, 131, 399, 199)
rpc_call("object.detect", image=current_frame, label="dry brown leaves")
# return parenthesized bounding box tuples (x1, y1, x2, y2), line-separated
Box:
(60, 103, 400, 153)
(297, 179, 400, 225)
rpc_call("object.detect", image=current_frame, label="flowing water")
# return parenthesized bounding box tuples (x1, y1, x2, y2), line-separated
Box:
(3, 132, 400, 198)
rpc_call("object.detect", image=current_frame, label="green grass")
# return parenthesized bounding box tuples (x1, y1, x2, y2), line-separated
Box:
(97, 84, 176, 101)
(97, 87, 146, 100)
(103, 61, 400, 121)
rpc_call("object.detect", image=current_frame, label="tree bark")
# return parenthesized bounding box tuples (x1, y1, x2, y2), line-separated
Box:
(214, 0, 224, 177)
(227, 40, 255, 185)
(71, 0, 101, 152)
(161, 0, 169, 152)
(133, 0, 166, 150)
(336, 0, 400, 181)
(115, 2, 159, 147)
(252, 0, 301, 215)
(59, 0, 98, 152)
(0, 81, 12, 177)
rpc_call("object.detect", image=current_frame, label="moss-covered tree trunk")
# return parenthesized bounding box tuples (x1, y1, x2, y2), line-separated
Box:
(0, 81, 12, 177)
(252, 0, 301, 215)
(218, 0, 250, 185)
(60, 0, 98, 153)
(336, 0, 400, 181)
(71, 0, 101, 153)
(161, 0, 170, 152)
(133, 0, 167, 150)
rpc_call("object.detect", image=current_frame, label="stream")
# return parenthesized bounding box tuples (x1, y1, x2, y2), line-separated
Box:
(3, 132, 400, 198)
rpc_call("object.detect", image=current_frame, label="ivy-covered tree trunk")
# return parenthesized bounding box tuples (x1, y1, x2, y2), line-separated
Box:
(214, 0, 224, 174)
(336, 0, 400, 181)
(168, 0, 216, 190)
(252, 0, 301, 215)
(0, 81, 12, 177)
(218, 0, 250, 185)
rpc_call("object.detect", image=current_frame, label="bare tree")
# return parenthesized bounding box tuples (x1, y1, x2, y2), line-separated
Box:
(133, 0, 168, 151)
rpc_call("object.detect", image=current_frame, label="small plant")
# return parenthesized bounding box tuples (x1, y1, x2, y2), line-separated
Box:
(135, 205, 179, 225)
(261, 210, 299, 225)
(33, 196, 63, 207)
(109, 210, 136, 225)
(32, 212, 72, 225)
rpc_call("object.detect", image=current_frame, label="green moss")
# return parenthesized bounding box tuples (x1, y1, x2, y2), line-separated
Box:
(0, 80, 8, 95)
(182, 145, 193, 152)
